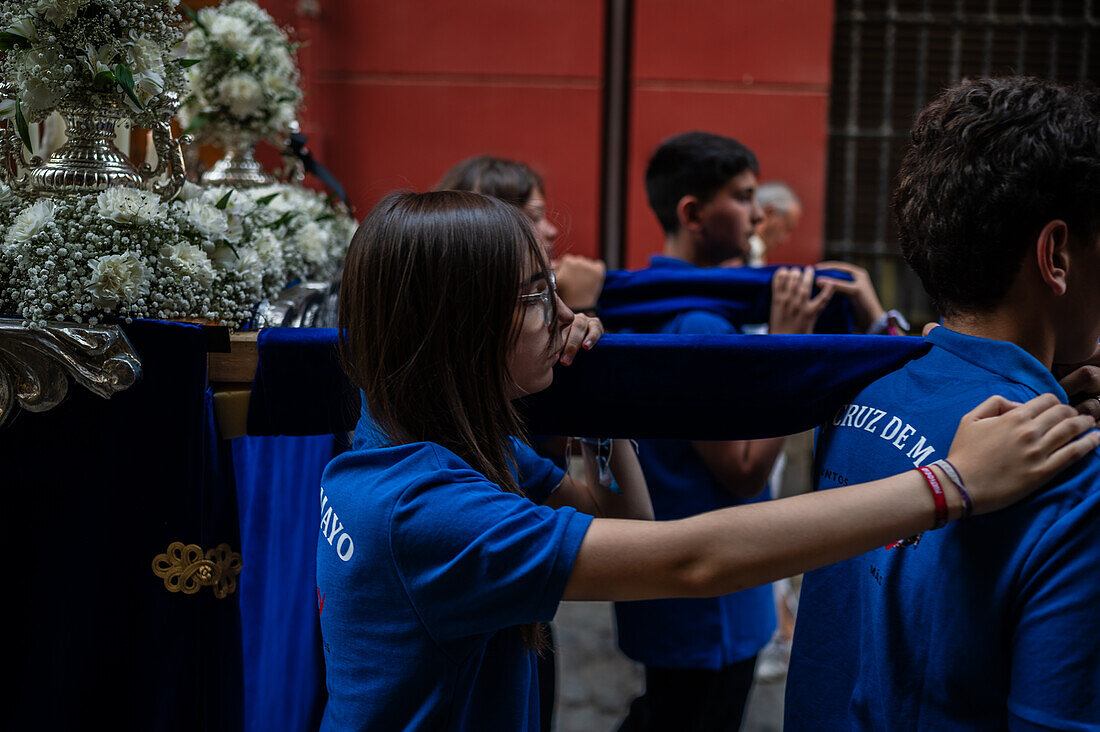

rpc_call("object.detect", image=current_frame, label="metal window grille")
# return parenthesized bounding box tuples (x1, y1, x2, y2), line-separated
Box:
(826, 0, 1100, 323)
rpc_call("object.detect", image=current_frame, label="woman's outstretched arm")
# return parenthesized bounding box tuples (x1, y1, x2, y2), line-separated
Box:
(563, 393, 1098, 602)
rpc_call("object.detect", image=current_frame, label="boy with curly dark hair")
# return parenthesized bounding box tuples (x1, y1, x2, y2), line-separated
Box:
(786, 76, 1100, 730)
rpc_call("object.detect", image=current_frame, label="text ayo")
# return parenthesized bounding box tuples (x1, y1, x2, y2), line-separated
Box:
(319, 485, 355, 561)
(831, 403, 938, 467)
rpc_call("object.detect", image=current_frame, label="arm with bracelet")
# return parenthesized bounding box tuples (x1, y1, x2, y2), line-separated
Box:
(562, 393, 1097, 602)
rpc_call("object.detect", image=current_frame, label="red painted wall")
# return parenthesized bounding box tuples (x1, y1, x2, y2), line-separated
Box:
(626, 0, 834, 268)
(266, 0, 604, 260)
(260, 0, 833, 267)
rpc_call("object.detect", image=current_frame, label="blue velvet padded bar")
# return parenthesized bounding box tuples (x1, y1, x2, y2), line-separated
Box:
(247, 329, 930, 439)
(598, 264, 857, 333)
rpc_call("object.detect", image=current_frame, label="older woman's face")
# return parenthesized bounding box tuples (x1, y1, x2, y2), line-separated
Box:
(524, 188, 560, 257)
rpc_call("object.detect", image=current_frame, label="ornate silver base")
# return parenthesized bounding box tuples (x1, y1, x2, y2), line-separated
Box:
(201, 143, 276, 188)
(27, 123, 144, 194)
(0, 318, 142, 428)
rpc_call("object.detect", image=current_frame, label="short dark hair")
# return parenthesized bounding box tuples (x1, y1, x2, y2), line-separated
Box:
(435, 155, 544, 209)
(645, 131, 760, 235)
(895, 76, 1100, 316)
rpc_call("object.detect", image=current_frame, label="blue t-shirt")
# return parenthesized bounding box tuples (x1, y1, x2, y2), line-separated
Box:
(786, 326, 1100, 731)
(317, 409, 591, 731)
(614, 256, 776, 670)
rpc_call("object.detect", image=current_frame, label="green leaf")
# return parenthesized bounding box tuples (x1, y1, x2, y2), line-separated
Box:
(113, 63, 144, 110)
(269, 211, 298, 229)
(181, 4, 207, 32)
(93, 69, 117, 91)
(215, 190, 233, 210)
(255, 193, 279, 205)
(0, 31, 27, 51)
(14, 98, 32, 154)
(314, 213, 335, 222)
(184, 113, 208, 133)
(177, 58, 202, 68)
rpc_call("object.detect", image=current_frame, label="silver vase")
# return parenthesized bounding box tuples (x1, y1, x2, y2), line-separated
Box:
(201, 138, 276, 188)
(26, 98, 144, 194)
(0, 86, 188, 201)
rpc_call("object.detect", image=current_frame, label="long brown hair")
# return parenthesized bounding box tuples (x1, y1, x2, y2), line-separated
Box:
(339, 190, 553, 648)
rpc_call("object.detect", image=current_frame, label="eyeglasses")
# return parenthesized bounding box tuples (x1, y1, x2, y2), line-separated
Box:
(518, 271, 557, 326)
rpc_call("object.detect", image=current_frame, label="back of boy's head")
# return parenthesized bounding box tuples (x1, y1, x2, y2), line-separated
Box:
(895, 76, 1100, 316)
(645, 131, 760, 235)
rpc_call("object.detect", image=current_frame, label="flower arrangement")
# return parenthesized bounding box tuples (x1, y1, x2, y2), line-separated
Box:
(0, 0, 187, 130)
(178, 0, 302, 147)
(0, 180, 356, 328)
(241, 183, 357, 284)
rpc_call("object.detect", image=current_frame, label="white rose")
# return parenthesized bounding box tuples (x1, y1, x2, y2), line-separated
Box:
(181, 198, 230, 239)
(158, 242, 215, 290)
(96, 188, 167, 225)
(87, 251, 149, 309)
(8, 199, 56, 242)
(217, 72, 264, 119)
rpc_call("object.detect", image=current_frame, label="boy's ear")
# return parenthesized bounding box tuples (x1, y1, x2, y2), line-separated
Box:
(1036, 219, 1070, 296)
(676, 195, 703, 233)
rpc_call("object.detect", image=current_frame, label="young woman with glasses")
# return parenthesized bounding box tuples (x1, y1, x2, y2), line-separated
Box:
(319, 189, 1099, 731)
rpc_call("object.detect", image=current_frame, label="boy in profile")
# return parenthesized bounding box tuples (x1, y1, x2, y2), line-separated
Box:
(786, 76, 1100, 730)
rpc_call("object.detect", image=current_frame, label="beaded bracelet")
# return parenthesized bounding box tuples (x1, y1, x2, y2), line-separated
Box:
(930, 458, 973, 518)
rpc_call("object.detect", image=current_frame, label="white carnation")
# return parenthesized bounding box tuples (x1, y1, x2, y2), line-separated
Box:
(158, 243, 215, 290)
(8, 199, 56, 242)
(212, 244, 261, 277)
(96, 188, 167, 225)
(19, 73, 62, 114)
(181, 198, 230, 239)
(217, 73, 264, 119)
(177, 181, 204, 202)
(207, 15, 254, 55)
(128, 34, 164, 77)
(0, 182, 17, 207)
(33, 0, 83, 26)
(203, 188, 256, 217)
(254, 228, 284, 268)
(87, 251, 149, 309)
(296, 221, 328, 267)
(262, 71, 293, 97)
